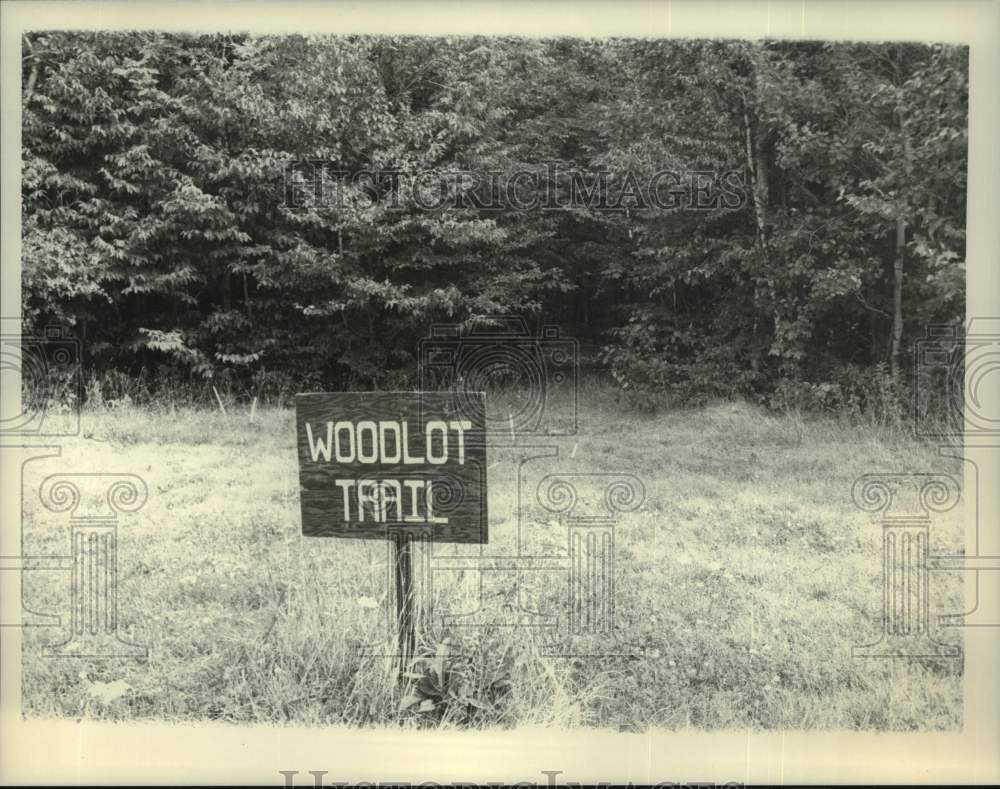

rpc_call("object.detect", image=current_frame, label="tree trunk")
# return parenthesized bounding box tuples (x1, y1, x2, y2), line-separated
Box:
(243, 274, 253, 320)
(890, 217, 905, 382)
(891, 79, 913, 385)
(24, 62, 38, 102)
(742, 54, 772, 373)
(23, 36, 38, 103)
(743, 108, 768, 246)
(753, 136, 770, 245)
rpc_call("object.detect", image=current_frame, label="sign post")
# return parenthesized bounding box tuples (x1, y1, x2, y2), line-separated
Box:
(295, 392, 487, 667)
(392, 532, 415, 663)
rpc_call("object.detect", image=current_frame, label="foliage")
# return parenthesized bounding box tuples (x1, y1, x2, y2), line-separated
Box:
(21, 397, 963, 729)
(399, 636, 514, 726)
(22, 34, 967, 412)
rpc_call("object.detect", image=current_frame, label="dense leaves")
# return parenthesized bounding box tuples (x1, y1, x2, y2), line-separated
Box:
(22, 34, 966, 407)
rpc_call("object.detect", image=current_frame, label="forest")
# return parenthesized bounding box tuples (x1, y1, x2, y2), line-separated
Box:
(21, 33, 968, 415)
(17, 31, 972, 734)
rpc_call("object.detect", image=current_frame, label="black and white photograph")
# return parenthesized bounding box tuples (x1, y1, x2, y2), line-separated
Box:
(1, 1, 998, 785)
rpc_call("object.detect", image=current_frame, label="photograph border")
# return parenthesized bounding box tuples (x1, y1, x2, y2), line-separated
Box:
(1, 0, 998, 785)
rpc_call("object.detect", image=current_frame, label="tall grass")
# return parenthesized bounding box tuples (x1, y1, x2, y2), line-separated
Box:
(57, 362, 958, 450)
(19, 390, 963, 730)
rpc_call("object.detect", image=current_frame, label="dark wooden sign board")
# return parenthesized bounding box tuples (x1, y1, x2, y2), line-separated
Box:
(295, 392, 488, 543)
(296, 391, 488, 664)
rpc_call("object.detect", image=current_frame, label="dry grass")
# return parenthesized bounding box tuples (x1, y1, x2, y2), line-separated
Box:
(20, 391, 964, 730)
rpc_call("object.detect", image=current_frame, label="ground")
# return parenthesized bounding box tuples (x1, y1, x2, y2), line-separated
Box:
(19, 391, 964, 730)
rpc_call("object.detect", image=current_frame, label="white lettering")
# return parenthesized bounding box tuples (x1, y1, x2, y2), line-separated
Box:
(334, 421, 355, 463)
(425, 480, 448, 524)
(403, 479, 425, 521)
(378, 421, 402, 463)
(425, 420, 448, 464)
(401, 420, 424, 464)
(305, 422, 333, 462)
(356, 421, 378, 463)
(334, 479, 355, 520)
(448, 419, 472, 464)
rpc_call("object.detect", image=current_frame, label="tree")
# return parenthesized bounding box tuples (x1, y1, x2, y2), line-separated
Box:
(22, 34, 967, 410)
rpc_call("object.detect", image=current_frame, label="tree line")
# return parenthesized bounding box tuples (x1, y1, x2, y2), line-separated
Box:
(22, 33, 967, 412)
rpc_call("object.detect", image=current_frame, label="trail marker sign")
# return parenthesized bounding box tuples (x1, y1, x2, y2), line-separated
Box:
(295, 392, 488, 543)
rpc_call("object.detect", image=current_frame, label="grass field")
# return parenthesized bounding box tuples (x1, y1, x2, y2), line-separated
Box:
(19, 390, 964, 730)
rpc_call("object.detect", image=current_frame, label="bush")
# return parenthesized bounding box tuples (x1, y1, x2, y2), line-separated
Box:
(767, 363, 909, 427)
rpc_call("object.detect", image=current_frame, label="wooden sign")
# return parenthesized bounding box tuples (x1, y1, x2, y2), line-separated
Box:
(295, 392, 488, 543)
